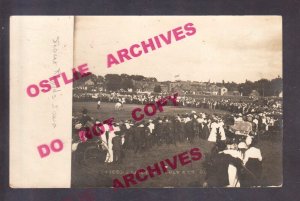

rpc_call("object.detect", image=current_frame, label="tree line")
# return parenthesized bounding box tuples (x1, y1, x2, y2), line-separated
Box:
(74, 71, 282, 97)
(221, 77, 282, 96)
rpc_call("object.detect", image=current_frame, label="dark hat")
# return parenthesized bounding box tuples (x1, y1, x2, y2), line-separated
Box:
(82, 108, 88, 114)
(114, 131, 123, 136)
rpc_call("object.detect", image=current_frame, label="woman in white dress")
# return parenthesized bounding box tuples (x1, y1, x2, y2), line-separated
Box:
(221, 142, 248, 187)
(208, 118, 226, 142)
(208, 118, 218, 142)
(218, 118, 226, 141)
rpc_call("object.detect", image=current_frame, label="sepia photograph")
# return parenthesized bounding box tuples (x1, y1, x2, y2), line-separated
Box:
(70, 16, 282, 188)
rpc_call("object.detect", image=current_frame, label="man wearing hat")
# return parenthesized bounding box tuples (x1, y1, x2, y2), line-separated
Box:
(154, 119, 163, 145)
(97, 99, 101, 111)
(234, 113, 243, 122)
(191, 114, 200, 141)
(161, 117, 171, 144)
(80, 108, 92, 127)
(134, 121, 145, 154)
(148, 119, 155, 147)
(169, 117, 177, 146)
(174, 117, 182, 143)
(124, 121, 135, 150)
(112, 131, 124, 164)
(77, 108, 93, 143)
(100, 121, 119, 163)
(185, 116, 194, 144)
(144, 122, 152, 150)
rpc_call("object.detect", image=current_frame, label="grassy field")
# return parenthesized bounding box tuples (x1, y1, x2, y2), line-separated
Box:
(71, 102, 282, 188)
(72, 102, 229, 122)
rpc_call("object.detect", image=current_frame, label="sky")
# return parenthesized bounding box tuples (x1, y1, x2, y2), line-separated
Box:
(74, 16, 282, 83)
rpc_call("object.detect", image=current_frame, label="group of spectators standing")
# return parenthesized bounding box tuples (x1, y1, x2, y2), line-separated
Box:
(74, 92, 282, 116)
(72, 97, 282, 187)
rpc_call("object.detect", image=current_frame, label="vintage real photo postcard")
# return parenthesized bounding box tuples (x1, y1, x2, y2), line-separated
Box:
(10, 16, 282, 188)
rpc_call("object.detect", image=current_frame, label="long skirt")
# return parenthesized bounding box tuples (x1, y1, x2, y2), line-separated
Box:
(227, 164, 240, 187)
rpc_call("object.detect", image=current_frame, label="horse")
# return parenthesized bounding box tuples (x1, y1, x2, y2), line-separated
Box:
(114, 102, 123, 111)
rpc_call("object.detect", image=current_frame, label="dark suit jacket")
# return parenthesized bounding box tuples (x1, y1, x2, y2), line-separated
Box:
(112, 136, 123, 151)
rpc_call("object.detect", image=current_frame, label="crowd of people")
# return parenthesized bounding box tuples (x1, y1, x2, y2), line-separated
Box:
(74, 92, 282, 116)
(204, 135, 263, 187)
(72, 96, 282, 187)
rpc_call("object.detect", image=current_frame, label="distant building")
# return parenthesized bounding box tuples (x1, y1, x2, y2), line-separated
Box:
(74, 78, 95, 90)
(224, 91, 241, 96)
(159, 81, 170, 93)
(206, 84, 219, 95)
(218, 87, 228, 95)
(132, 80, 157, 92)
(169, 81, 192, 95)
(249, 90, 260, 98)
(84, 79, 94, 86)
